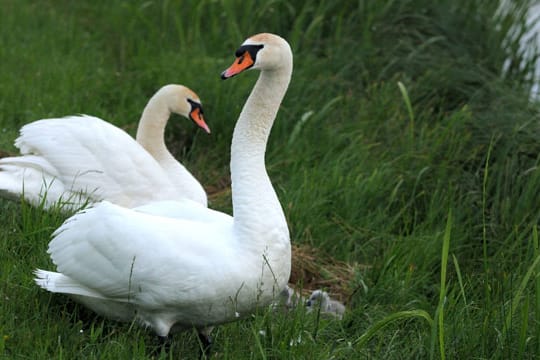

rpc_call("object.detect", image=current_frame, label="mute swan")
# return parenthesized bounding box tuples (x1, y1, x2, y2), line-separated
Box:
(34, 33, 293, 342)
(0, 84, 210, 210)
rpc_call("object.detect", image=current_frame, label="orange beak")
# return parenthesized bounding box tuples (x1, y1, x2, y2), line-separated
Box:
(221, 51, 255, 79)
(190, 107, 211, 134)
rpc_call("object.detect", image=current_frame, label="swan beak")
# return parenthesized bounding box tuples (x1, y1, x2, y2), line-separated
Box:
(190, 107, 211, 134)
(221, 51, 255, 79)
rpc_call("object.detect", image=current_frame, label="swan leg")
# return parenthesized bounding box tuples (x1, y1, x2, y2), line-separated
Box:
(149, 335, 171, 356)
(197, 328, 213, 359)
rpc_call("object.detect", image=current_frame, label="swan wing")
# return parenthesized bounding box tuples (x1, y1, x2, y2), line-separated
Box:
(134, 199, 233, 223)
(0, 157, 73, 207)
(47, 201, 238, 305)
(1, 115, 180, 208)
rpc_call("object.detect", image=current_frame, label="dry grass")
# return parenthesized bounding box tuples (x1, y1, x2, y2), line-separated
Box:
(0, 149, 14, 158)
(289, 244, 368, 304)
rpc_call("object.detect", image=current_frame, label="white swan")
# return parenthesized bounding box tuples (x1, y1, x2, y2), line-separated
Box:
(0, 84, 210, 210)
(34, 33, 293, 339)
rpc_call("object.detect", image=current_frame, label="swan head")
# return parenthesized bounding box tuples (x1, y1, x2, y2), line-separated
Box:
(306, 290, 346, 319)
(305, 290, 329, 307)
(221, 33, 293, 79)
(155, 84, 210, 134)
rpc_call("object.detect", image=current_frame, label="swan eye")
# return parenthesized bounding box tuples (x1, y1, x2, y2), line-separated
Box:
(187, 99, 203, 114)
(187, 99, 210, 134)
(187, 99, 202, 112)
(234, 44, 264, 62)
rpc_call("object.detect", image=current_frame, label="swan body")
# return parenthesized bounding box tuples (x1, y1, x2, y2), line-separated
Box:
(35, 33, 293, 336)
(0, 85, 209, 210)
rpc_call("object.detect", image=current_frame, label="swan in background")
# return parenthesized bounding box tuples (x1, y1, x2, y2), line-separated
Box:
(34, 33, 293, 344)
(0, 84, 210, 210)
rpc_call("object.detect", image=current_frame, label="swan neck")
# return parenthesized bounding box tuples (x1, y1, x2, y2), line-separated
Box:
(135, 95, 207, 206)
(231, 66, 291, 236)
(135, 96, 171, 159)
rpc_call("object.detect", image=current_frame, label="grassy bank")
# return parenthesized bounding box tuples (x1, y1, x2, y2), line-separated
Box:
(1, 0, 540, 358)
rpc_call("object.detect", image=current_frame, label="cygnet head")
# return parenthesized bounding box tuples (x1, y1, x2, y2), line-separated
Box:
(306, 290, 346, 320)
(153, 84, 210, 134)
(278, 285, 303, 309)
(306, 290, 329, 307)
(221, 33, 293, 79)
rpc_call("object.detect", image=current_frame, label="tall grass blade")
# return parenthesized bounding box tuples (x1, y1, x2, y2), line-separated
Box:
(535, 226, 540, 355)
(437, 210, 452, 360)
(482, 139, 494, 305)
(518, 296, 529, 359)
(501, 252, 540, 343)
(452, 254, 467, 306)
(288, 96, 342, 146)
(251, 324, 267, 360)
(355, 310, 434, 349)
(397, 81, 415, 145)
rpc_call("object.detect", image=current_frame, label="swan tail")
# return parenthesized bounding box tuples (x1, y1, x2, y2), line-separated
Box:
(0, 161, 59, 206)
(34, 269, 106, 299)
(0, 157, 92, 211)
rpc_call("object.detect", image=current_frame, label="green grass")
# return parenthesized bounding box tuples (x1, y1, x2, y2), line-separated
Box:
(2, 0, 540, 358)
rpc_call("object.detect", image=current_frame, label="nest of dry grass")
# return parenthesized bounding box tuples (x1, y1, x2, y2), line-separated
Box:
(0, 149, 14, 158)
(289, 244, 369, 304)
